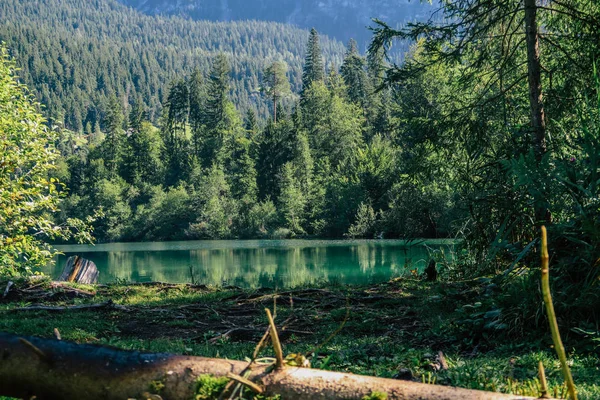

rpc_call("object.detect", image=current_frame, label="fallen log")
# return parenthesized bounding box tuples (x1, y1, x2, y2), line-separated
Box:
(11, 299, 129, 312)
(1, 281, 96, 303)
(0, 332, 545, 400)
(59, 255, 99, 284)
(116, 281, 209, 290)
(50, 281, 96, 295)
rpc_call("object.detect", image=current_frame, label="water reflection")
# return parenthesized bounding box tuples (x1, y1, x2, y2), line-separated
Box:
(49, 240, 453, 288)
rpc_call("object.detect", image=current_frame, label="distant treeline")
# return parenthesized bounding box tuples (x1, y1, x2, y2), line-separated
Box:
(0, 0, 345, 130)
(54, 28, 456, 242)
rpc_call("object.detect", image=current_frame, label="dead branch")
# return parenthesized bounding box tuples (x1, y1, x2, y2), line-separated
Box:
(11, 299, 129, 312)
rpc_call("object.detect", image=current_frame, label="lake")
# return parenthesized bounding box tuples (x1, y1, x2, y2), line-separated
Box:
(50, 239, 454, 288)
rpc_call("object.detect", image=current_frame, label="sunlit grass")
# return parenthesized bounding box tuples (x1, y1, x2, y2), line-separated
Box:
(0, 280, 599, 399)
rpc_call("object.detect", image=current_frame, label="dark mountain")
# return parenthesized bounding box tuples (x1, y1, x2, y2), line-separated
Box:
(118, 0, 435, 49)
(0, 0, 346, 130)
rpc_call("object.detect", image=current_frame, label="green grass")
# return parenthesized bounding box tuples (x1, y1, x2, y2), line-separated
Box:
(0, 278, 599, 399)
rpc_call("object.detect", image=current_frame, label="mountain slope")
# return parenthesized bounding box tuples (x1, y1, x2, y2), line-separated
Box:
(0, 0, 345, 130)
(118, 0, 435, 47)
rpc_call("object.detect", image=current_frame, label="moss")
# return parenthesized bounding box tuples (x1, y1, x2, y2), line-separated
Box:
(362, 392, 388, 400)
(149, 379, 165, 394)
(193, 375, 281, 400)
(194, 374, 230, 400)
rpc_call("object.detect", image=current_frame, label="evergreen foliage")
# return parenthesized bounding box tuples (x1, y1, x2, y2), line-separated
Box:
(262, 61, 292, 123)
(341, 39, 370, 107)
(4, 0, 600, 337)
(39, 22, 463, 244)
(369, 0, 600, 330)
(0, 0, 345, 131)
(301, 28, 325, 95)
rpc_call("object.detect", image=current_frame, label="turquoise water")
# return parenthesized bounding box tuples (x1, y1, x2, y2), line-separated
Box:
(50, 239, 454, 288)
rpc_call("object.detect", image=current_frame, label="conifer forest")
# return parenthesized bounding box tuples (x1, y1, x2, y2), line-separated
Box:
(1, 0, 600, 399)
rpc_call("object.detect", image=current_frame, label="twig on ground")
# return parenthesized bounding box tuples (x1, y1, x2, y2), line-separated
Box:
(226, 372, 264, 394)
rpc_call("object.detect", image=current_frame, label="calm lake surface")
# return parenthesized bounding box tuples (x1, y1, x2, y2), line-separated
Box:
(51, 240, 454, 288)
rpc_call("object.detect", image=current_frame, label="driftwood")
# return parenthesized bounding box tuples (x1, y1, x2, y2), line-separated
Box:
(2, 281, 96, 302)
(59, 256, 99, 284)
(0, 332, 545, 400)
(47, 282, 96, 299)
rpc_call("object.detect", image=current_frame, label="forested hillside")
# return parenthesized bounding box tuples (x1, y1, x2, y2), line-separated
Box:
(0, 0, 345, 131)
(3, 0, 600, 397)
(53, 28, 446, 244)
(117, 0, 434, 47)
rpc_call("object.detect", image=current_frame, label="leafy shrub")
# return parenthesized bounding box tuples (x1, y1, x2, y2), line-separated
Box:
(0, 47, 92, 276)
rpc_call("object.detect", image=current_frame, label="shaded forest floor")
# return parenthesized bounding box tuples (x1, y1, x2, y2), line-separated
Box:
(1, 277, 599, 399)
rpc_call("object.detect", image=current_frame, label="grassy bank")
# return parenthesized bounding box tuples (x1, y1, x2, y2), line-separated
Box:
(0, 277, 598, 399)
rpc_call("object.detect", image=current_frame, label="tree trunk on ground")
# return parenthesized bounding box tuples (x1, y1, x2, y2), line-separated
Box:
(0, 332, 547, 400)
(58, 256, 99, 284)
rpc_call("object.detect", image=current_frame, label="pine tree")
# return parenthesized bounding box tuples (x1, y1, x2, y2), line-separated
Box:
(341, 39, 370, 107)
(224, 134, 258, 204)
(122, 99, 162, 184)
(166, 79, 190, 126)
(262, 61, 291, 123)
(188, 68, 205, 158)
(245, 108, 258, 137)
(326, 67, 346, 99)
(291, 128, 314, 200)
(301, 81, 364, 166)
(256, 119, 295, 200)
(85, 121, 93, 137)
(90, 120, 104, 146)
(200, 53, 232, 167)
(301, 28, 324, 96)
(278, 162, 306, 235)
(102, 95, 124, 177)
(365, 45, 389, 136)
(367, 45, 386, 90)
(163, 79, 191, 186)
(205, 54, 231, 133)
(128, 96, 145, 132)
